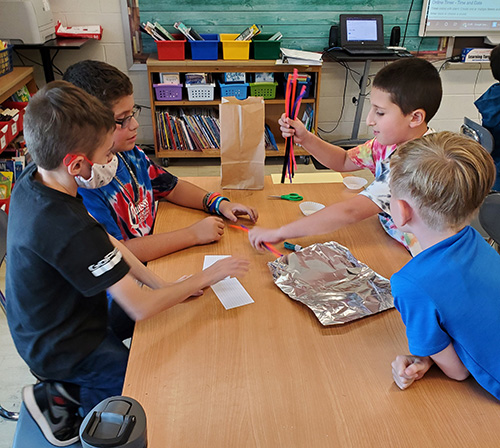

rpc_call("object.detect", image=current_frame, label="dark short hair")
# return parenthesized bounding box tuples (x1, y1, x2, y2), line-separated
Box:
(63, 60, 133, 108)
(373, 58, 442, 123)
(490, 45, 500, 81)
(24, 81, 116, 170)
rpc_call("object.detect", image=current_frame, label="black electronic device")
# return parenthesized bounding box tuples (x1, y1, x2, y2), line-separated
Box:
(389, 26, 401, 47)
(329, 25, 338, 48)
(339, 14, 395, 55)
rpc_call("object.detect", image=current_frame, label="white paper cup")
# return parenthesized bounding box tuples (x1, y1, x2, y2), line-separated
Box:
(299, 201, 325, 216)
(343, 176, 368, 190)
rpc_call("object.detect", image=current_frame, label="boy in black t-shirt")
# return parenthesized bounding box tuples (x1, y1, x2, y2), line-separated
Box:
(6, 81, 249, 447)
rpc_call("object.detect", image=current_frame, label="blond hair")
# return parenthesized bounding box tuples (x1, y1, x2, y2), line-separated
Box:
(390, 131, 496, 231)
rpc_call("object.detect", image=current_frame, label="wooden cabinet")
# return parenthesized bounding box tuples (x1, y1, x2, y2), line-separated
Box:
(146, 56, 322, 160)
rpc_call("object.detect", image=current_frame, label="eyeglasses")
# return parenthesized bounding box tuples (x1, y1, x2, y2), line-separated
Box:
(115, 105, 141, 129)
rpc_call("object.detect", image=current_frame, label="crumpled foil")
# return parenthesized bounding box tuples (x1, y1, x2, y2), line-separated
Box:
(268, 241, 394, 325)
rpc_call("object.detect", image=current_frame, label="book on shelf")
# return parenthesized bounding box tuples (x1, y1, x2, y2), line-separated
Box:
(157, 109, 220, 151)
(265, 125, 278, 151)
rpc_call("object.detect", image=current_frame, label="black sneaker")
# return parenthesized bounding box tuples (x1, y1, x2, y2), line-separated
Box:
(22, 382, 82, 447)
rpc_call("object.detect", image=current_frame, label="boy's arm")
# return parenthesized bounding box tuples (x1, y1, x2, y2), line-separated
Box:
(108, 234, 168, 289)
(392, 343, 470, 390)
(279, 115, 360, 172)
(167, 179, 258, 222)
(107, 256, 249, 321)
(248, 194, 381, 250)
(122, 216, 225, 262)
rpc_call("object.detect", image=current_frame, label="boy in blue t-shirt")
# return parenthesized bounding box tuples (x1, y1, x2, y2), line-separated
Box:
(389, 131, 500, 400)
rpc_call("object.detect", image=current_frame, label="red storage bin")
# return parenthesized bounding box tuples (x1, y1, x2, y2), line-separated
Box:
(156, 34, 186, 61)
(3, 101, 28, 132)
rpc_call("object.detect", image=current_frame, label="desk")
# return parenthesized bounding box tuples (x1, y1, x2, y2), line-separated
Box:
(323, 50, 407, 147)
(13, 38, 90, 83)
(123, 177, 500, 448)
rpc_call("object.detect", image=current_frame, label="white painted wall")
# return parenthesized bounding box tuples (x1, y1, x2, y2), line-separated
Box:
(28, 0, 496, 148)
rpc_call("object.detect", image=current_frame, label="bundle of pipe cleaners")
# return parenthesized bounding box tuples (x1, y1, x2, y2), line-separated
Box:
(281, 68, 307, 183)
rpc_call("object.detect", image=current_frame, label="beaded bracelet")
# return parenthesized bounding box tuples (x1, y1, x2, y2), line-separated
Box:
(203, 191, 229, 216)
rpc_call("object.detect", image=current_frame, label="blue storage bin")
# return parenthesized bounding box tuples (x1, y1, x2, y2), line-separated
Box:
(190, 34, 220, 60)
(219, 82, 248, 100)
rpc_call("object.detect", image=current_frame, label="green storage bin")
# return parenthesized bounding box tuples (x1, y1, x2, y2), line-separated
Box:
(252, 34, 281, 60)
(249, 82, 278, 99)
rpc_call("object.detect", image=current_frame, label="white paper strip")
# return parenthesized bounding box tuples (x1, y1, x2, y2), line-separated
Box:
(203, 255, 254, 310)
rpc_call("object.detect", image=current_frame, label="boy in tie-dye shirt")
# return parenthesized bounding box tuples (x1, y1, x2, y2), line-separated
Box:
(249, 58, 442, 257)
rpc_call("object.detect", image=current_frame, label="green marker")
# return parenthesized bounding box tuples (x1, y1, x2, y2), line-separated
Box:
(284, 242, 303, 251)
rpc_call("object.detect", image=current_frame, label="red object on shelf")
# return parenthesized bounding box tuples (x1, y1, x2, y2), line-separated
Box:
(0, 197, 10, 213)
(2, 101, 28, 132)
(156, 34, 186, 61)
(55, 21, 102, 40)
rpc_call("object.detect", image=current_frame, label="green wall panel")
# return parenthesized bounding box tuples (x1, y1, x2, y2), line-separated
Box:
(138, 0, 438, 54)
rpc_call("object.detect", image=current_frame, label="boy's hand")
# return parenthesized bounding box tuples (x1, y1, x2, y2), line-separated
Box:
(204, 256, 250, 285)
(189, 216, 225, 245)
(279, 113, 308, 145)
(218, 201, 258, 223)
(391, 355, 433, 390)
(248, 226, 283, 251)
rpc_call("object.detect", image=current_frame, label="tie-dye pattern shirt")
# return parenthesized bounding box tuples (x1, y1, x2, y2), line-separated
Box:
(347, 137, 422, 255)
(79, 146, 178, 241)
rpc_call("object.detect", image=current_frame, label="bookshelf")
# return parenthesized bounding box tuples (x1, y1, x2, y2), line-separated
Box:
(146, 57, 322, 160)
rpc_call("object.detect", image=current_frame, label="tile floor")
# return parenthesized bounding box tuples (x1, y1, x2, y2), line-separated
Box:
(0, 156, 371, 447)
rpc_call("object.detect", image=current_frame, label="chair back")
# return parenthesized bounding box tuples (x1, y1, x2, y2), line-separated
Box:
(460, 117, 494, 154)
(479, 192, 500, 245)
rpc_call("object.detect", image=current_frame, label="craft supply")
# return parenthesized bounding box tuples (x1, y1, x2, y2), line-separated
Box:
(299, 201, 325, 216)
(203, 255, 254, 309)
(268, 241, 394, 325)
(284, 242, 302, 251)
(343, 176, 368, 190)
(268, 193, 303, 201)
(281, 68, 302, 184)
(229, 224, 283, 257)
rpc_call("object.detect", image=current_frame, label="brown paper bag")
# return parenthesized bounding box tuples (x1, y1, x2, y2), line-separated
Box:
(219, 96, 265, 190)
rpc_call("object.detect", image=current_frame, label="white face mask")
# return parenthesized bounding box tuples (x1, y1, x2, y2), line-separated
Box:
(75, 155, 118, 189)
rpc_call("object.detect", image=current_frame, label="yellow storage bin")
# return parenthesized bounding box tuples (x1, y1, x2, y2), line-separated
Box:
(220, 34, 250, 60)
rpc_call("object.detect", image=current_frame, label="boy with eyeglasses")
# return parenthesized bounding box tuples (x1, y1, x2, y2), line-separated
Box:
(63, 60, 258, 265)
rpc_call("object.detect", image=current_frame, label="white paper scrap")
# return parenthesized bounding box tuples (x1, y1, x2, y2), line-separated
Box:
(203, 255, 254, 310)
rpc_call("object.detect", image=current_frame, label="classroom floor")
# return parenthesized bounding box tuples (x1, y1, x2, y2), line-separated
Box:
(0, 157, 372, 447)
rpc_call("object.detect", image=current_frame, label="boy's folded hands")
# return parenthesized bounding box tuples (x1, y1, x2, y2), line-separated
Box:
(391, 355, 434, 390)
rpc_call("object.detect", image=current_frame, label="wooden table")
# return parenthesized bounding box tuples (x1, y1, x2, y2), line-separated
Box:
(123, 177, 500, 448)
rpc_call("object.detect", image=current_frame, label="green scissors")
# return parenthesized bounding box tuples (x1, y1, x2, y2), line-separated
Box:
(268, 193, 303, 201)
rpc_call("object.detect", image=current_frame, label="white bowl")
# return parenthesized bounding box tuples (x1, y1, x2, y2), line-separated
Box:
(343, 176, 368, 190)
(299, 201, 325, 216)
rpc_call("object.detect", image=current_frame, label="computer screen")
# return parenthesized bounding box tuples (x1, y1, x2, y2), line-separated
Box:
(346, 19, 378, 42)
(419, 0, 500, 42)
(339, 14, 384, 48)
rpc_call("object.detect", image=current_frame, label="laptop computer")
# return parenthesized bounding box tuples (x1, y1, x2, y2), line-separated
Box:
(339, 14, 395, 55)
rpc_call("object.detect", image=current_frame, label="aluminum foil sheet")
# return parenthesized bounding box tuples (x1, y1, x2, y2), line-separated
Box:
(268, 241, 394, 325)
